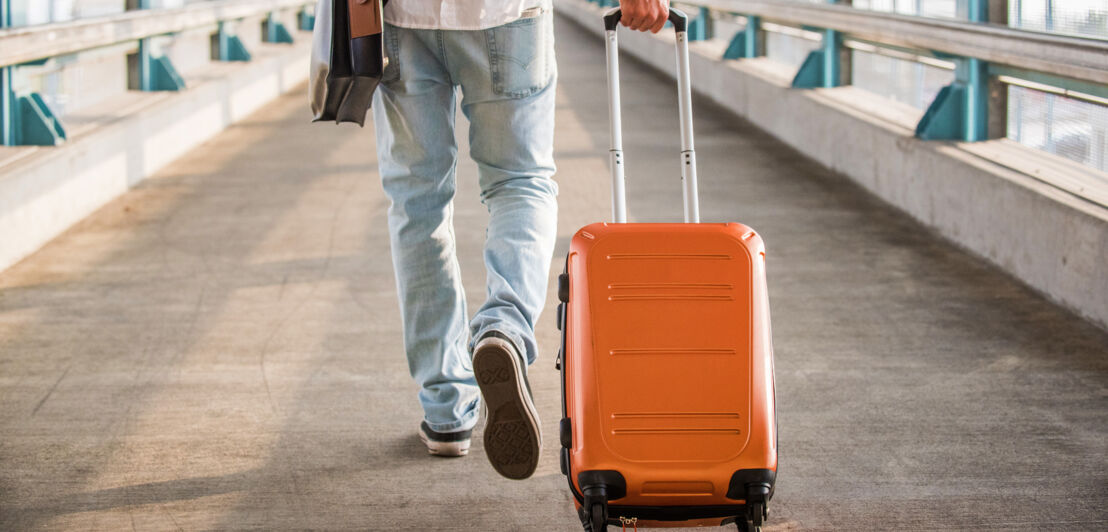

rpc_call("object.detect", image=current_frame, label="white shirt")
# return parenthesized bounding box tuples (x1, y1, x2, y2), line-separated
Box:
(383, 0, 549, 30)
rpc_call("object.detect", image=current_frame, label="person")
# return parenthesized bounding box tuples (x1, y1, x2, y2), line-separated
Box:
(372, 0, 671, 480)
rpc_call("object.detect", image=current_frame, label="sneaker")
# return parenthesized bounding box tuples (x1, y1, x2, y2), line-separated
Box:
(418, 421, 472, 457)
(472, 331, 542, 480)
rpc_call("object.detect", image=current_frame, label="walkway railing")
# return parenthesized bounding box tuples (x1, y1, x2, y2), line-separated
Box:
(585, 0, 1108, 145)
(0, 0, 314, 146)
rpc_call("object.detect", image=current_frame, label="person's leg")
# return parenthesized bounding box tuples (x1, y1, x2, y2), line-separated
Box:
(442, 12, 558, 478)
(373, 25, 480, 442)
(453, 12, 559, 367)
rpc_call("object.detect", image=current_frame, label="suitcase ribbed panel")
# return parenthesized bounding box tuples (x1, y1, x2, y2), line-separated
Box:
(589, 231, 752, 464)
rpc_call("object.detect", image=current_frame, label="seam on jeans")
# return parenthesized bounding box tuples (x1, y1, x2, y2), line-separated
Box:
(445, 158, 466, 367)
(382, 24, 401, 83)
(445, 199, 466, 348)
(436, 31, 455, 85)
(485, 28, 502, 96)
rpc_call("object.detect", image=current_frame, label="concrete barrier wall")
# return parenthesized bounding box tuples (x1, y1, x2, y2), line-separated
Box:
(0, 37, 312, 273)
(557, 0, 1108, 329)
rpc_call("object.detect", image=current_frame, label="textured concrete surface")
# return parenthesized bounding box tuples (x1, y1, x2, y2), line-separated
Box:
(1, 17, 1106, 531)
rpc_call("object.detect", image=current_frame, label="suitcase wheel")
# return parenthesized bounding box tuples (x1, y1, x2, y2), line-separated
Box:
(579, 481, 614, 531)
(578, 472, 624, 531)
(584, 502, 607, 531)
(735, 501, 766, 532)
(736, 518, 760, 532)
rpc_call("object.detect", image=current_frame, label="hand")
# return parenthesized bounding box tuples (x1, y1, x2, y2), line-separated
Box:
(619, 0, 669, 33)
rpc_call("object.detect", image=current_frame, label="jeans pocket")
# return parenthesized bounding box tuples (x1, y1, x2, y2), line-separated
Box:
(486, 13, 553, 98)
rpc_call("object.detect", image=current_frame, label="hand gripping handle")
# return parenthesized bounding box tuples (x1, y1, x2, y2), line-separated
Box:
(603, 7, 699, 223)
(603, 7, 688, 32)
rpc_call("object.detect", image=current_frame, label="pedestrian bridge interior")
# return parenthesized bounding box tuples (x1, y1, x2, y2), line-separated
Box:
(1, 0, 1106, 529)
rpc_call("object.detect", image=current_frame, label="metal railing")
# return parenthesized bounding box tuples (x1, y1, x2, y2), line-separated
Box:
(0, 0, 313, 146)
(687, 0, 1107, 84)
(584, 0, 1108, 146)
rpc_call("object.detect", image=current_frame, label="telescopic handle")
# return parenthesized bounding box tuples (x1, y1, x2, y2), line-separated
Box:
(603, 7, 699, 224)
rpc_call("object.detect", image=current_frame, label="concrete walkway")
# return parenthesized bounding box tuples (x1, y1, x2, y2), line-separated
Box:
(2, 16, 1106, 531)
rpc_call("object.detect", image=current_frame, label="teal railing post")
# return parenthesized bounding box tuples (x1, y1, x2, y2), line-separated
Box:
(265, 11, 277, 42)
(138, 37, 154, 90)
(133, 0, 186, 91)
(915, 0, 989, 141)
(1, 0, 66, 146)
(0, 67, 11, 146)
(792, 0, 851, 88)
(687, 6, 712, 41)
(724, 15, 763, 59)
(264, 12, 295, 44)
(216, 21, 252, 61)
(986, 0, 1008, 139)
(1, 0, 13, 145)
(298, 7, 315, 31)
(14, 94, 66, 145)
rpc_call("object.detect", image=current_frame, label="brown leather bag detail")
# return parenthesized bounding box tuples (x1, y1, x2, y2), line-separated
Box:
(348, 0, 382, 38)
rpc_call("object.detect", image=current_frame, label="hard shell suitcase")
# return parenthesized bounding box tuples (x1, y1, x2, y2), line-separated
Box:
(555, 8, 777, 531)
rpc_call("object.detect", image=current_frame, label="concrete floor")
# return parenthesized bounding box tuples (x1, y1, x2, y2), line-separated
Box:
(2, 17, 1106, 531)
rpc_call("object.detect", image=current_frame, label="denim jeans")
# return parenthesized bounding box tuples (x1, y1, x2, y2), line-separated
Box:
(371, 12, 558, 433)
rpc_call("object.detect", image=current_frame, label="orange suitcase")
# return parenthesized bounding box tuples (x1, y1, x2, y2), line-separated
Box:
(554, 8, 777, 531)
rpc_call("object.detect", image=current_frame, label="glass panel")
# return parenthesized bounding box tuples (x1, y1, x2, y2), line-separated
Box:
(145, 0, 186, 8)
(15, 45, 131, 118)
(851, 49, 954, 110)
(2, 0, 226, 25)
(852, 0, 959, 19)
(76, 0, 126, 18)
(765, 31, 821, 71)
(1008, 85, 1108, 174)
(1009, 0, 1108, 39)
(9, 0, 126, 25)
(711, 17, 745, 43)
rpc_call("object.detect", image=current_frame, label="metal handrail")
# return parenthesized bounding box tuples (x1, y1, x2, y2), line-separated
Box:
(0, 0, 311, 68)
(677, 0, 1108, 86)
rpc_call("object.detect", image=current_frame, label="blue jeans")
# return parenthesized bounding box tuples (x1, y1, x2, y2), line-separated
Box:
(371, 13, 558, 433)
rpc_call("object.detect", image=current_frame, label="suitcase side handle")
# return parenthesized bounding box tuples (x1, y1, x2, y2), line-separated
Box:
(603, 7, 699, 224)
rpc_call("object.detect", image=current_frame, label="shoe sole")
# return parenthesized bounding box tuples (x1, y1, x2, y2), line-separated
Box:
(418, 429, 470, 457)
(473, 338, 541, 480)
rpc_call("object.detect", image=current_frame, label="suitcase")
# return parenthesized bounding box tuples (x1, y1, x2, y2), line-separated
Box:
(554, 8, 777, 531)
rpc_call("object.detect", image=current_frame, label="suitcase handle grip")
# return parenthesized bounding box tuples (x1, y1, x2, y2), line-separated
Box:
(602, 7, 688, 32)
(603, 7, 699, 224)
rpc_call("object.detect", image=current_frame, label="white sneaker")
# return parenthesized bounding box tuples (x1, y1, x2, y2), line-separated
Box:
(418, 421, 472, 457)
